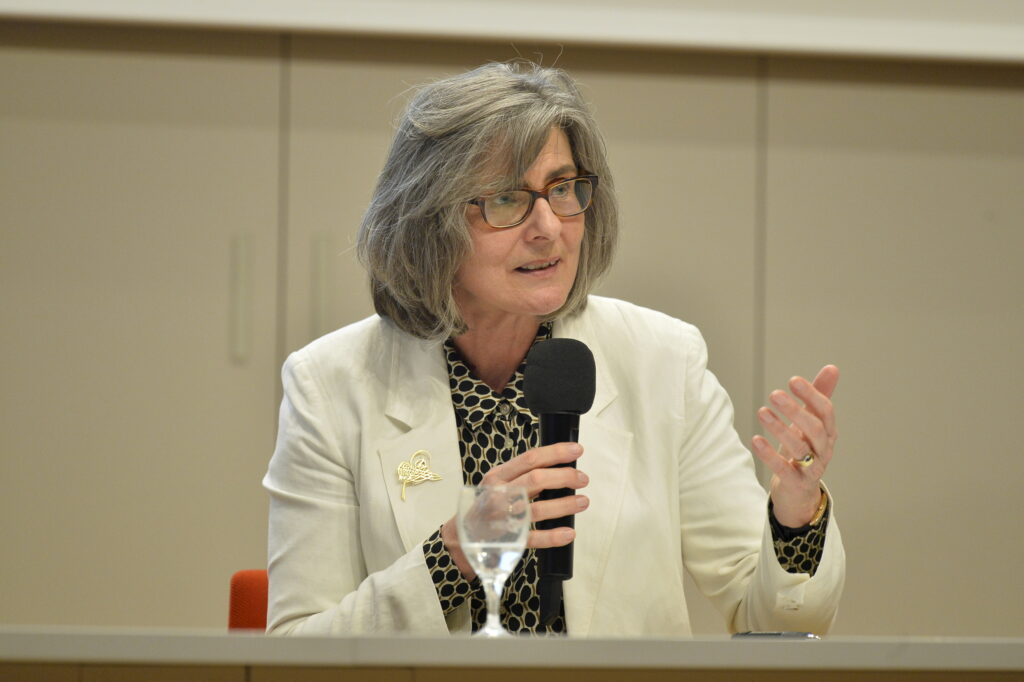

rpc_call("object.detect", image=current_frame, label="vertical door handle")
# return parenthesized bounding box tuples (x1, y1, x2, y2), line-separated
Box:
(310, 231, 329, 340)
(229, 233, 251, 365)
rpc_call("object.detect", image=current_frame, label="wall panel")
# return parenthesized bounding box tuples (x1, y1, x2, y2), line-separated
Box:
(763, 57, 1024, 635)
(0, 23, 281, 627)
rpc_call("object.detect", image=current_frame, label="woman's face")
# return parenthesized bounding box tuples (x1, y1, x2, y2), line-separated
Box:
(454, 128, 585, 332)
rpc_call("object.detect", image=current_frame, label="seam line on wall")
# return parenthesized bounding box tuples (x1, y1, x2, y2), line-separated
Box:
(274, 32, 292, 411)
(753, 55, 769, 485)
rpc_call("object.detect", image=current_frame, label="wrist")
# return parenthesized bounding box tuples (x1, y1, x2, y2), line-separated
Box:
(441, 518, 477, 580)
(772, 486, 826, 528)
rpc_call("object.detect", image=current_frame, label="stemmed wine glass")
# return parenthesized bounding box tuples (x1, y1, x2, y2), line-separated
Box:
(456, 484, 531, 637)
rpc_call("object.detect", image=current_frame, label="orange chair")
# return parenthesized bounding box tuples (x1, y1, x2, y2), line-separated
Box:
(228, 569, 268, 630)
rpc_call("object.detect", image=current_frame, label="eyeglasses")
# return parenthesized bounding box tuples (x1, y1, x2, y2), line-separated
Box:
(468, 175, 599, 229)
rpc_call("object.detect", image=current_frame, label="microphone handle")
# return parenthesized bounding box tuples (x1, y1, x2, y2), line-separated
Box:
(535, 412, 580, 547)
(535, 412, 579, 626)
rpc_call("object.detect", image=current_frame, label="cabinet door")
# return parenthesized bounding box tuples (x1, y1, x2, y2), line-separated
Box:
(764, 58, 1024, 636)
(0, 23, 280, 627)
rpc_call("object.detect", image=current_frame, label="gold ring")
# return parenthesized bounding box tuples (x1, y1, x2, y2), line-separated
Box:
(797, 451, 815, 468)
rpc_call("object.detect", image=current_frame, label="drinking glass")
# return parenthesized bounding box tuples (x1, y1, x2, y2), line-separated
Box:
(456, 484, 531, 637)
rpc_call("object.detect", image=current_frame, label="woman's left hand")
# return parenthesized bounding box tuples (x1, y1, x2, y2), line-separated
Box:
(752, 365, 839, 528)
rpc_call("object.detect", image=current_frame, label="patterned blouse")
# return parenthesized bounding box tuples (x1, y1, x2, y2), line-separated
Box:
(422, 323, 828, 635)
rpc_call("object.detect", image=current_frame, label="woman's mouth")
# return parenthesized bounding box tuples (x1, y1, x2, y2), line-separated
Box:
(516, 258, 559, 273)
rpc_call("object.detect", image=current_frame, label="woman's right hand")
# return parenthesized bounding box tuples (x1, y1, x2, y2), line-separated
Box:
(440, 442, 589, 580)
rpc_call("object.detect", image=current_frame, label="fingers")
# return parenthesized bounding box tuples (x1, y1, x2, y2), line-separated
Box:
(481, 442, 589, 549)
(483, 443, 588, 498)
(525, 494, 590, 548)
(791, 372, 838, 439)
(497, 464, 589, 499)
(757, 405, 821, 463)
(485, 442, 582, 486)
(766, 391, 832, 461)
(483, 443, 590, 549)
(532, 493, 589, 523)
(751, 435, 827, 492)
(529, 527, 576, 549)
(765, 372, 838, 446)
(755, 365, 839, 474)
(810, 364, 840, 399)
(751, 434, 802, 478)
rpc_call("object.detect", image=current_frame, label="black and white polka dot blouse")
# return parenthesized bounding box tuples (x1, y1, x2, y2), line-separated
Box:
(423, 322, 565, 634)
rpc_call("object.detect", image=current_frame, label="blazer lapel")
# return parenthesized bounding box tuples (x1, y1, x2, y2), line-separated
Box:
(565, 417, 633, 636)
(376, 328, 463, 552)
(555, 309, 634, 636)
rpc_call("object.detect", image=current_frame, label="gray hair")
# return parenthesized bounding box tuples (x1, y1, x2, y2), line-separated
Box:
(356, 61, 619, 340)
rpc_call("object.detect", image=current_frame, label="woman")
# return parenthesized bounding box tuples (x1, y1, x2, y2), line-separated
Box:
(263, 62, 844, 637)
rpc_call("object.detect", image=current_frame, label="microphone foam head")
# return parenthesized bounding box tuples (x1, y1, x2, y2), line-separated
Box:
(524, 338, 596, 415)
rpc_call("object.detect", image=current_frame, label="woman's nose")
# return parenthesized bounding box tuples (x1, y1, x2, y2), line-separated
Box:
(523, 197, 563, 239)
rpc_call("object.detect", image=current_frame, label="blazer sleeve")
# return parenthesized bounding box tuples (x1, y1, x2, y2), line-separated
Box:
(262, 349, 449, 635)
(675, 325, 846, 635)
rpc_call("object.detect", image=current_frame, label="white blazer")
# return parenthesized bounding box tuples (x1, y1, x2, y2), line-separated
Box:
(263, 296, 845, 637)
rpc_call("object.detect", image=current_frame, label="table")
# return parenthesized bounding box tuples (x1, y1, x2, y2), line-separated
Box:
(2, 626, 1022, 681)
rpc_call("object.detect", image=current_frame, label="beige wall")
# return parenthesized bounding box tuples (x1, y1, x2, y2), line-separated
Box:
(1, 21, 1021, 636)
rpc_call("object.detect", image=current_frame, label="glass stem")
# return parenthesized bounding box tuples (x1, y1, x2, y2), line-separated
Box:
(483, 575, 506, 633)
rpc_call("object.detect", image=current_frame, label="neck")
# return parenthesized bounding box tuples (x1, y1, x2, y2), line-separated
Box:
(453, 316, 541, 392)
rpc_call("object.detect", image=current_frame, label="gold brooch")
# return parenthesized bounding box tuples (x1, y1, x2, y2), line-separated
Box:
(396, 450, 442, 501)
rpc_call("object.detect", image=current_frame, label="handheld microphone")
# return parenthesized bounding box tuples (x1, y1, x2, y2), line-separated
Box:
(523, 338, 596, 626)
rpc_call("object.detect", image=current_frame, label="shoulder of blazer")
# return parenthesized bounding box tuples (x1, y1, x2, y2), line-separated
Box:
(284, 315, 446, 427)
(289, 314, 390, 381)
(556, 296, 704, 413)
(572, 296, 702, 344)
